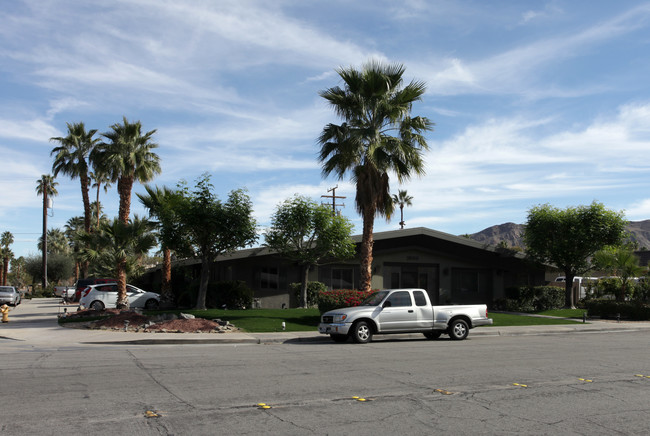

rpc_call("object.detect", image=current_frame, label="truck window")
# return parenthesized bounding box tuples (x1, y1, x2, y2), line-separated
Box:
(385, 291, 412, 307)
(413, 290, 427, 307)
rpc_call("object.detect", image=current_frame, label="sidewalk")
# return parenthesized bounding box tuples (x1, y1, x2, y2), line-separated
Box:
(2, 298, 649, 346)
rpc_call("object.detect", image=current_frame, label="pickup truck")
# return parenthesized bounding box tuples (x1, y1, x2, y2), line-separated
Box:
(318, 288, 493, 343)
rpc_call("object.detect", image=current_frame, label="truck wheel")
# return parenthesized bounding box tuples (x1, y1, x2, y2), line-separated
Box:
(351, 321, 372, 344)
(448, 319, 469, 340)
(330, 334, 348, 343)
(423, 331, 442, 340)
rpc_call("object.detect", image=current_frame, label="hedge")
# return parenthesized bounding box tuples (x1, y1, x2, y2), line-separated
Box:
(584, 300, 650, 320)
(495, 285, 565, 312)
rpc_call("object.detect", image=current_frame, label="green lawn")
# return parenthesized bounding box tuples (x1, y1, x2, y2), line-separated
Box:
(484, 312, 583, 327)
(61, 308, 584, 332)
(535, 308, 587, 318)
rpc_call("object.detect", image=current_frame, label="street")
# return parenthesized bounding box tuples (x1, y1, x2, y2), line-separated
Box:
(1, 329, 649, 435)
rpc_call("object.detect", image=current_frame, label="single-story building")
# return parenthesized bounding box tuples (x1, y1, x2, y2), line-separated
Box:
(141, 227, 546, 308)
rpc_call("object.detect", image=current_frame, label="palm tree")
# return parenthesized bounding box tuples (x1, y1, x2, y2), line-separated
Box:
(137, 185, 181, 306)
(38, 228, 70, 254)
(92, 117, 161, 224)
(318, 61, 432, 292)
(50, 122, 100, 234)
(392, 190, 413, 230)
(36, 174, 58, 289)
(1, 231, 14, 286)
(79, 216, 156, 309)
(65, 216, 85, 282)
(90, 170, 112, 230)
(594, 246, 646, 301)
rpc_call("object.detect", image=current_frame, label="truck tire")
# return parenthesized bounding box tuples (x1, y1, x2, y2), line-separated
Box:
(351, 321, 373, 344)
(423, 331, 442, 340)
(448, 319, 469, 340)
(330, 334, 348, 343)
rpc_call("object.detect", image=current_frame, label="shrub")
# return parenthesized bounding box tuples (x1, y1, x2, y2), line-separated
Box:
(500, 286, 564, 312)
(585, 300, 650, 320)
(180, 280, 253, 309)
(317, 289, 377, 313)
(289, 281, 327, 307)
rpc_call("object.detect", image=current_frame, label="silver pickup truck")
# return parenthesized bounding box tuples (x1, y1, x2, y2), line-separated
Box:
(318, 288, 493, 343)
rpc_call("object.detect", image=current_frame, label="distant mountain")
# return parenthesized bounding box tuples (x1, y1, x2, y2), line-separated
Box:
(466, 220, 650, 250)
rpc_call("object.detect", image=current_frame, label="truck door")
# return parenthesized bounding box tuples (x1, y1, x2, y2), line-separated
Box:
(376, 290, 418, 332)
(413, 290, 434, 329)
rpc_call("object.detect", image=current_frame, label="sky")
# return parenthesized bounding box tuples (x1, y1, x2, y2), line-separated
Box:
(2, 0, 650, 260)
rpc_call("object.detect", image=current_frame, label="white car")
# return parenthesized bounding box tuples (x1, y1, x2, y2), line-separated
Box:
(0, 286, 21, 306)
(78, 283, 160, 311)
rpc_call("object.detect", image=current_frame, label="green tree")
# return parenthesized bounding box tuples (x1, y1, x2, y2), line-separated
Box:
(318, 61, 432, 292)
(137, 185, 185, 306)
(91, 117, 161, 224)
(24, 253, 74, 286)
(524, 202, 626, 308)
(593, 245, 646, 301)
(79, 216, 157, 309)
(1, 231, 14, 286)
(65, 216, 85, 282)
(265, 196, 356, 307)
(175, 175, 258, 310)
(50, 122, 100, 235)
(392, 189, 413, 230)
(9, 256, 27, 288)
(36, 174, 58, 289)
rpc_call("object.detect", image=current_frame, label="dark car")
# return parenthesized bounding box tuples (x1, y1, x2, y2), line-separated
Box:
(73, 278, 116, 302)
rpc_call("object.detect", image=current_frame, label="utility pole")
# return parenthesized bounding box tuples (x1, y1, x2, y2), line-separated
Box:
(321, 185, 346, 216)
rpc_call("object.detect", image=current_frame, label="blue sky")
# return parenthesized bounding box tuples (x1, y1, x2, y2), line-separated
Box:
(2, 0, 650, 259)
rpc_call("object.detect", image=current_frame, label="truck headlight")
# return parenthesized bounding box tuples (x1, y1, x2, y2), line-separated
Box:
(333, 314, 347, 322)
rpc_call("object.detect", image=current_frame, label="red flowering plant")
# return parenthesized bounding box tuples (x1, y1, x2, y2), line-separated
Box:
(317, 289, 378, 313)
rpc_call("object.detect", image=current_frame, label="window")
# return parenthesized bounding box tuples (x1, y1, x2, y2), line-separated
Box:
(413, 290, 427, 307)
(451, 268, 490, 294)
(332, 268, 353, 289)
(261, 266, 279, 290)
(384, 291, 412, 307)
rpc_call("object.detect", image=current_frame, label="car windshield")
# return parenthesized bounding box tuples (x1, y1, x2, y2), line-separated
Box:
(360, 290, 389, 306)
(0, 287, 13, 292)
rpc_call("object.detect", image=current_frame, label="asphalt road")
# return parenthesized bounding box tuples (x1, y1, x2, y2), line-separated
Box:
(1, 329, 649, 435)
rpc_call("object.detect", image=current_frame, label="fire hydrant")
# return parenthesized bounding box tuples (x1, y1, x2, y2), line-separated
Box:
(1, 304, 9, 323)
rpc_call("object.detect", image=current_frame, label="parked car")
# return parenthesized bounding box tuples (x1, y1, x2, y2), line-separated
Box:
(0, 286, 21, 306)
(78, 283, 160, 311)
(73, 278, 116, 302)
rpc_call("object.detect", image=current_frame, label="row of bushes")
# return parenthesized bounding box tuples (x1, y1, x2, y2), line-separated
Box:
(583, 278, 650, 302)
(584, 300, 650, 320)
(493, 286, 565, 312)
(316, 288, 377, 313)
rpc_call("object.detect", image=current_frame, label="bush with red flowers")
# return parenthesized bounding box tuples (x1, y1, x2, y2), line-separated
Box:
(317, 289, 378, 313)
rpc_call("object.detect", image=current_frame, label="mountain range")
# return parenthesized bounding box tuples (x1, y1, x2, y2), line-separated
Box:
(467, 220, 650, 251)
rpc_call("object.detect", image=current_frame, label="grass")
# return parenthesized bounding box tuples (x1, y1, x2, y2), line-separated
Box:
(484, 312, 583, 327)
(535, 308, 587, 318)
(60, 307, 584, 331)
(159, 308, 322, 333)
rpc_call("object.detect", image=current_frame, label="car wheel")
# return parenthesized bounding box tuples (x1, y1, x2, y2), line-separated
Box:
(423, 331, 442, 340)
(448, 319, 469, 340)
(90, 301, 105, 311)
(144, 299, 159, 310)
(351, 321, 373, 344)
(330, 334, 348, 343)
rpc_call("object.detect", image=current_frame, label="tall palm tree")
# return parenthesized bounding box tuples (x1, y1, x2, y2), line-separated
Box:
(318, 61, 432, 292)
(137, 185, 181, 306)
(50, 122, 100, 234)
(92, 117, 161, 224)
(1, 231, 13, 286)
(79, 216, 156, 309)
(90, 170, 112, 230)
(392, 190, 414, 230)
(36, 174, 58, 289)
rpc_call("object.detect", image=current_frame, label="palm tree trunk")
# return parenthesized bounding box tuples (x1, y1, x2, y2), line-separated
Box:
(300, 264, 310, 308)
(3, 258, 8, 286)
(42, 190, 48, 290)
(161, 247, 173, 306)
(116, 257, 128, 309)
(117, 175, 134, 224)
(0, 260, 3, 286)
(359, 205, 376, 293)
(96, 182, 101, 230)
